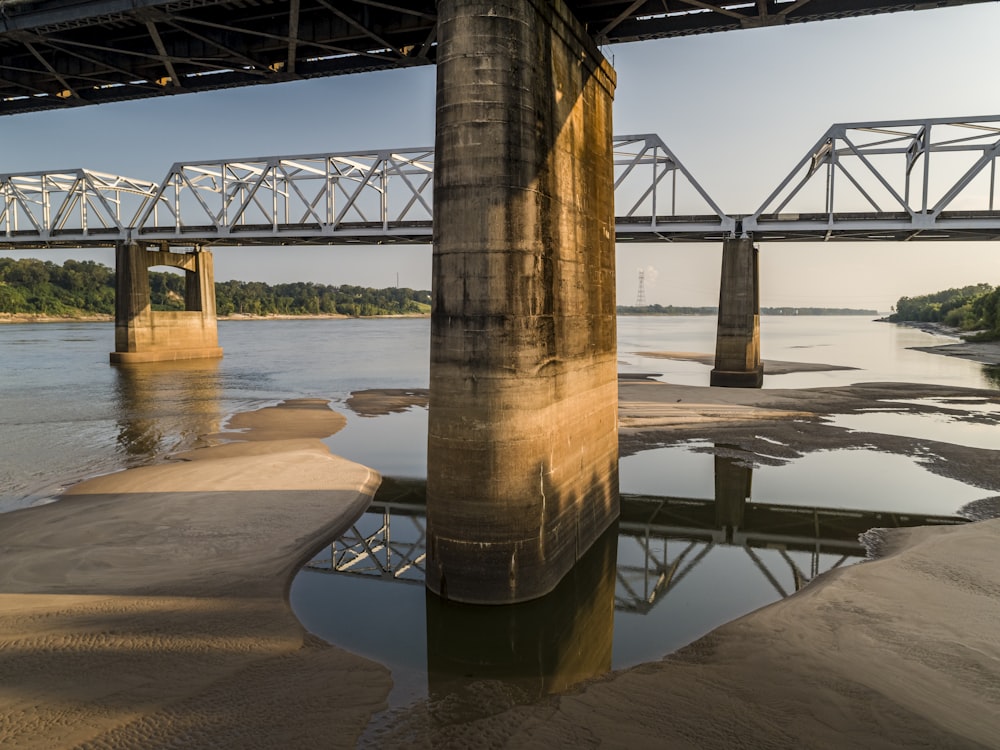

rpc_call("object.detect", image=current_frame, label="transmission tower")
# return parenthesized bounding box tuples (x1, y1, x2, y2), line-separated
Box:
(635, 269, 646, 306)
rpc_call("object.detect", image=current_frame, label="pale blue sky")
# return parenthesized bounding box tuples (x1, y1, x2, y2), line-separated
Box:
(2, 3, 999, 311)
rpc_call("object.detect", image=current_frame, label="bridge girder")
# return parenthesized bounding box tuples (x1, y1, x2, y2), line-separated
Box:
(0, 0, 994, 116)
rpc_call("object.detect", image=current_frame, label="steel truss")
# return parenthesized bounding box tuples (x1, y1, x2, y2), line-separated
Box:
(128, 134, 725, 245)
(133, 147, 435, 245)
(613, 133, 734, 242)
(0, 168, 158, 246)
(7, 118, 1000, 248)
(745, 115, 1000, 242)
(614, 532, 853, 616)
(307, 502, 427, 585)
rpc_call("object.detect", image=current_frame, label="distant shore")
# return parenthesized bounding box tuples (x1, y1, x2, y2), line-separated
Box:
(0, 312, 430, 324)
(0, 312, 113, 324)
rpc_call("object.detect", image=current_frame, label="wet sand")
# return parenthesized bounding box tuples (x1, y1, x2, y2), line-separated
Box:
(3, 381, 1000, 747)
(911, 340, 1000, 366)
(0, 400, 389, 749)
(637, 350, 858, 374)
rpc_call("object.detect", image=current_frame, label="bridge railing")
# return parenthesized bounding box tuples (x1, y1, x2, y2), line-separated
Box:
(0, 169, 159, 247)
(744, 115, 1000, 241)
(133, 147, 436, 244)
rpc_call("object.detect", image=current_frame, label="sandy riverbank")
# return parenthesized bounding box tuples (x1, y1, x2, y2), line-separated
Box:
(0, 312, 113, 324)
(0, 400, 389, 749)
(3, 381, 1000, 748)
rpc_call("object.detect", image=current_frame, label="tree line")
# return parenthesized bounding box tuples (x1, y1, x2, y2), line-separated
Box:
(888, 283, 1000, 338)
(617, 304, 877, 315)
(0, 257, 431, 317)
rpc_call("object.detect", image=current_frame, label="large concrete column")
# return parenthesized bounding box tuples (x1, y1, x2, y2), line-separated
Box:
(111, 242, 223, 364)
(711, 237, 762, 388)
(427, 0, 619, 604)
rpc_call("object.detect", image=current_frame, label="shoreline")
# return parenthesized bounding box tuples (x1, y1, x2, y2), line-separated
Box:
(0, 312, 431, 324)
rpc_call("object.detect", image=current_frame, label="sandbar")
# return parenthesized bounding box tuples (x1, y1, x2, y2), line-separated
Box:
(0, 400, 389, 749)
(635, 350, 858, 374)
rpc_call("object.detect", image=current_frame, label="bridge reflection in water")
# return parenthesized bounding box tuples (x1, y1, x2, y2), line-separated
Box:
(301, 453, 964, 699)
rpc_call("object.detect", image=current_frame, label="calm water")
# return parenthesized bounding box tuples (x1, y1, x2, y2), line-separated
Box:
(2, 315, 998, 714)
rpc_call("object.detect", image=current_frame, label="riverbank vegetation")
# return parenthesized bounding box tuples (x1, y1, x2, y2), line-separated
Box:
(888, 283, 1000, 339)
(0, 257, 431, 318)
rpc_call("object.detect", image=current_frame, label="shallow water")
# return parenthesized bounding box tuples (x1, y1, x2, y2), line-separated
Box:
(1, 314, 996, 714)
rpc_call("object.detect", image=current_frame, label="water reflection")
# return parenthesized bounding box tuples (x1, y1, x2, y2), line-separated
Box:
(425, 522, 616, 701)
(294, 455, 965, 704)
(113, 360, 223, 461)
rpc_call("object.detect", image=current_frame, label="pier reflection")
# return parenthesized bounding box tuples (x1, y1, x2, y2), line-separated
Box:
(299, 451, 965, 690)
(112, 359, 223, 460)
(425, 522, 616, 701)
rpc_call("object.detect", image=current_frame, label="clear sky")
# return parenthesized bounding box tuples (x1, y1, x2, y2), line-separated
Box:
(2, 3, 999, 311)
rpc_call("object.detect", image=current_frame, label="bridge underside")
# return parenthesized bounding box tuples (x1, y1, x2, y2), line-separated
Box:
(0, 0, 993, 116)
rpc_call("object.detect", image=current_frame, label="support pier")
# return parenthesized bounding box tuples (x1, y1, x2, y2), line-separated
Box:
(110, 242, 222, 364)
(426, 0, 620, 604)
(711, 237, 762, 388)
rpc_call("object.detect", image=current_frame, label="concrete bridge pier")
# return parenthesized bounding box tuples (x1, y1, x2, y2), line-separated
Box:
(711, 237, 762, 388)
(426, 0, 620, 604)
(110, 241, 223, 364)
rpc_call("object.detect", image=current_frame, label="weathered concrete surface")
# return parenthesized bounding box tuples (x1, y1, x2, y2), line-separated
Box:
(711, 236, 762, 387)
(427, 0, 619, 604)
(111, 242, 223, 364)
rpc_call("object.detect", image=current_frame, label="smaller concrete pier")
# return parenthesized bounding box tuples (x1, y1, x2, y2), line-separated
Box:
(711, 237, 762, 388)
(111, 242, 222, 364)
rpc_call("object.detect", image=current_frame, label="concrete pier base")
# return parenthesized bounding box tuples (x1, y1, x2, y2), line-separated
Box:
(711, 237, 762, 388)
(110, 242, 223, 364)
(426, 0, 620, 604)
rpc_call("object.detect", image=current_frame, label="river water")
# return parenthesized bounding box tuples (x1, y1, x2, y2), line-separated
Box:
(2, 315, 998, 713)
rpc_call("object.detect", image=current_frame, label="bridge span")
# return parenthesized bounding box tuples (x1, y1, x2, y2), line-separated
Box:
(2, 0, 992, 605)
(4, 116, 999, 247)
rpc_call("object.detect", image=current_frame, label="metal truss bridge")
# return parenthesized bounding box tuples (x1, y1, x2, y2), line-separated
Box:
(303, 480, 963, 616)
(3, 115, 1000, 250)
(0, 0, 991, 117)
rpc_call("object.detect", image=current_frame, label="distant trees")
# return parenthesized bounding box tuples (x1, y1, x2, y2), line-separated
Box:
(0, 257, 432, 318)
(616, 304, 878, 316)
(0, 257, 115, 315)
(214, 280, 431, 317)
(888, 284, 995, 332)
